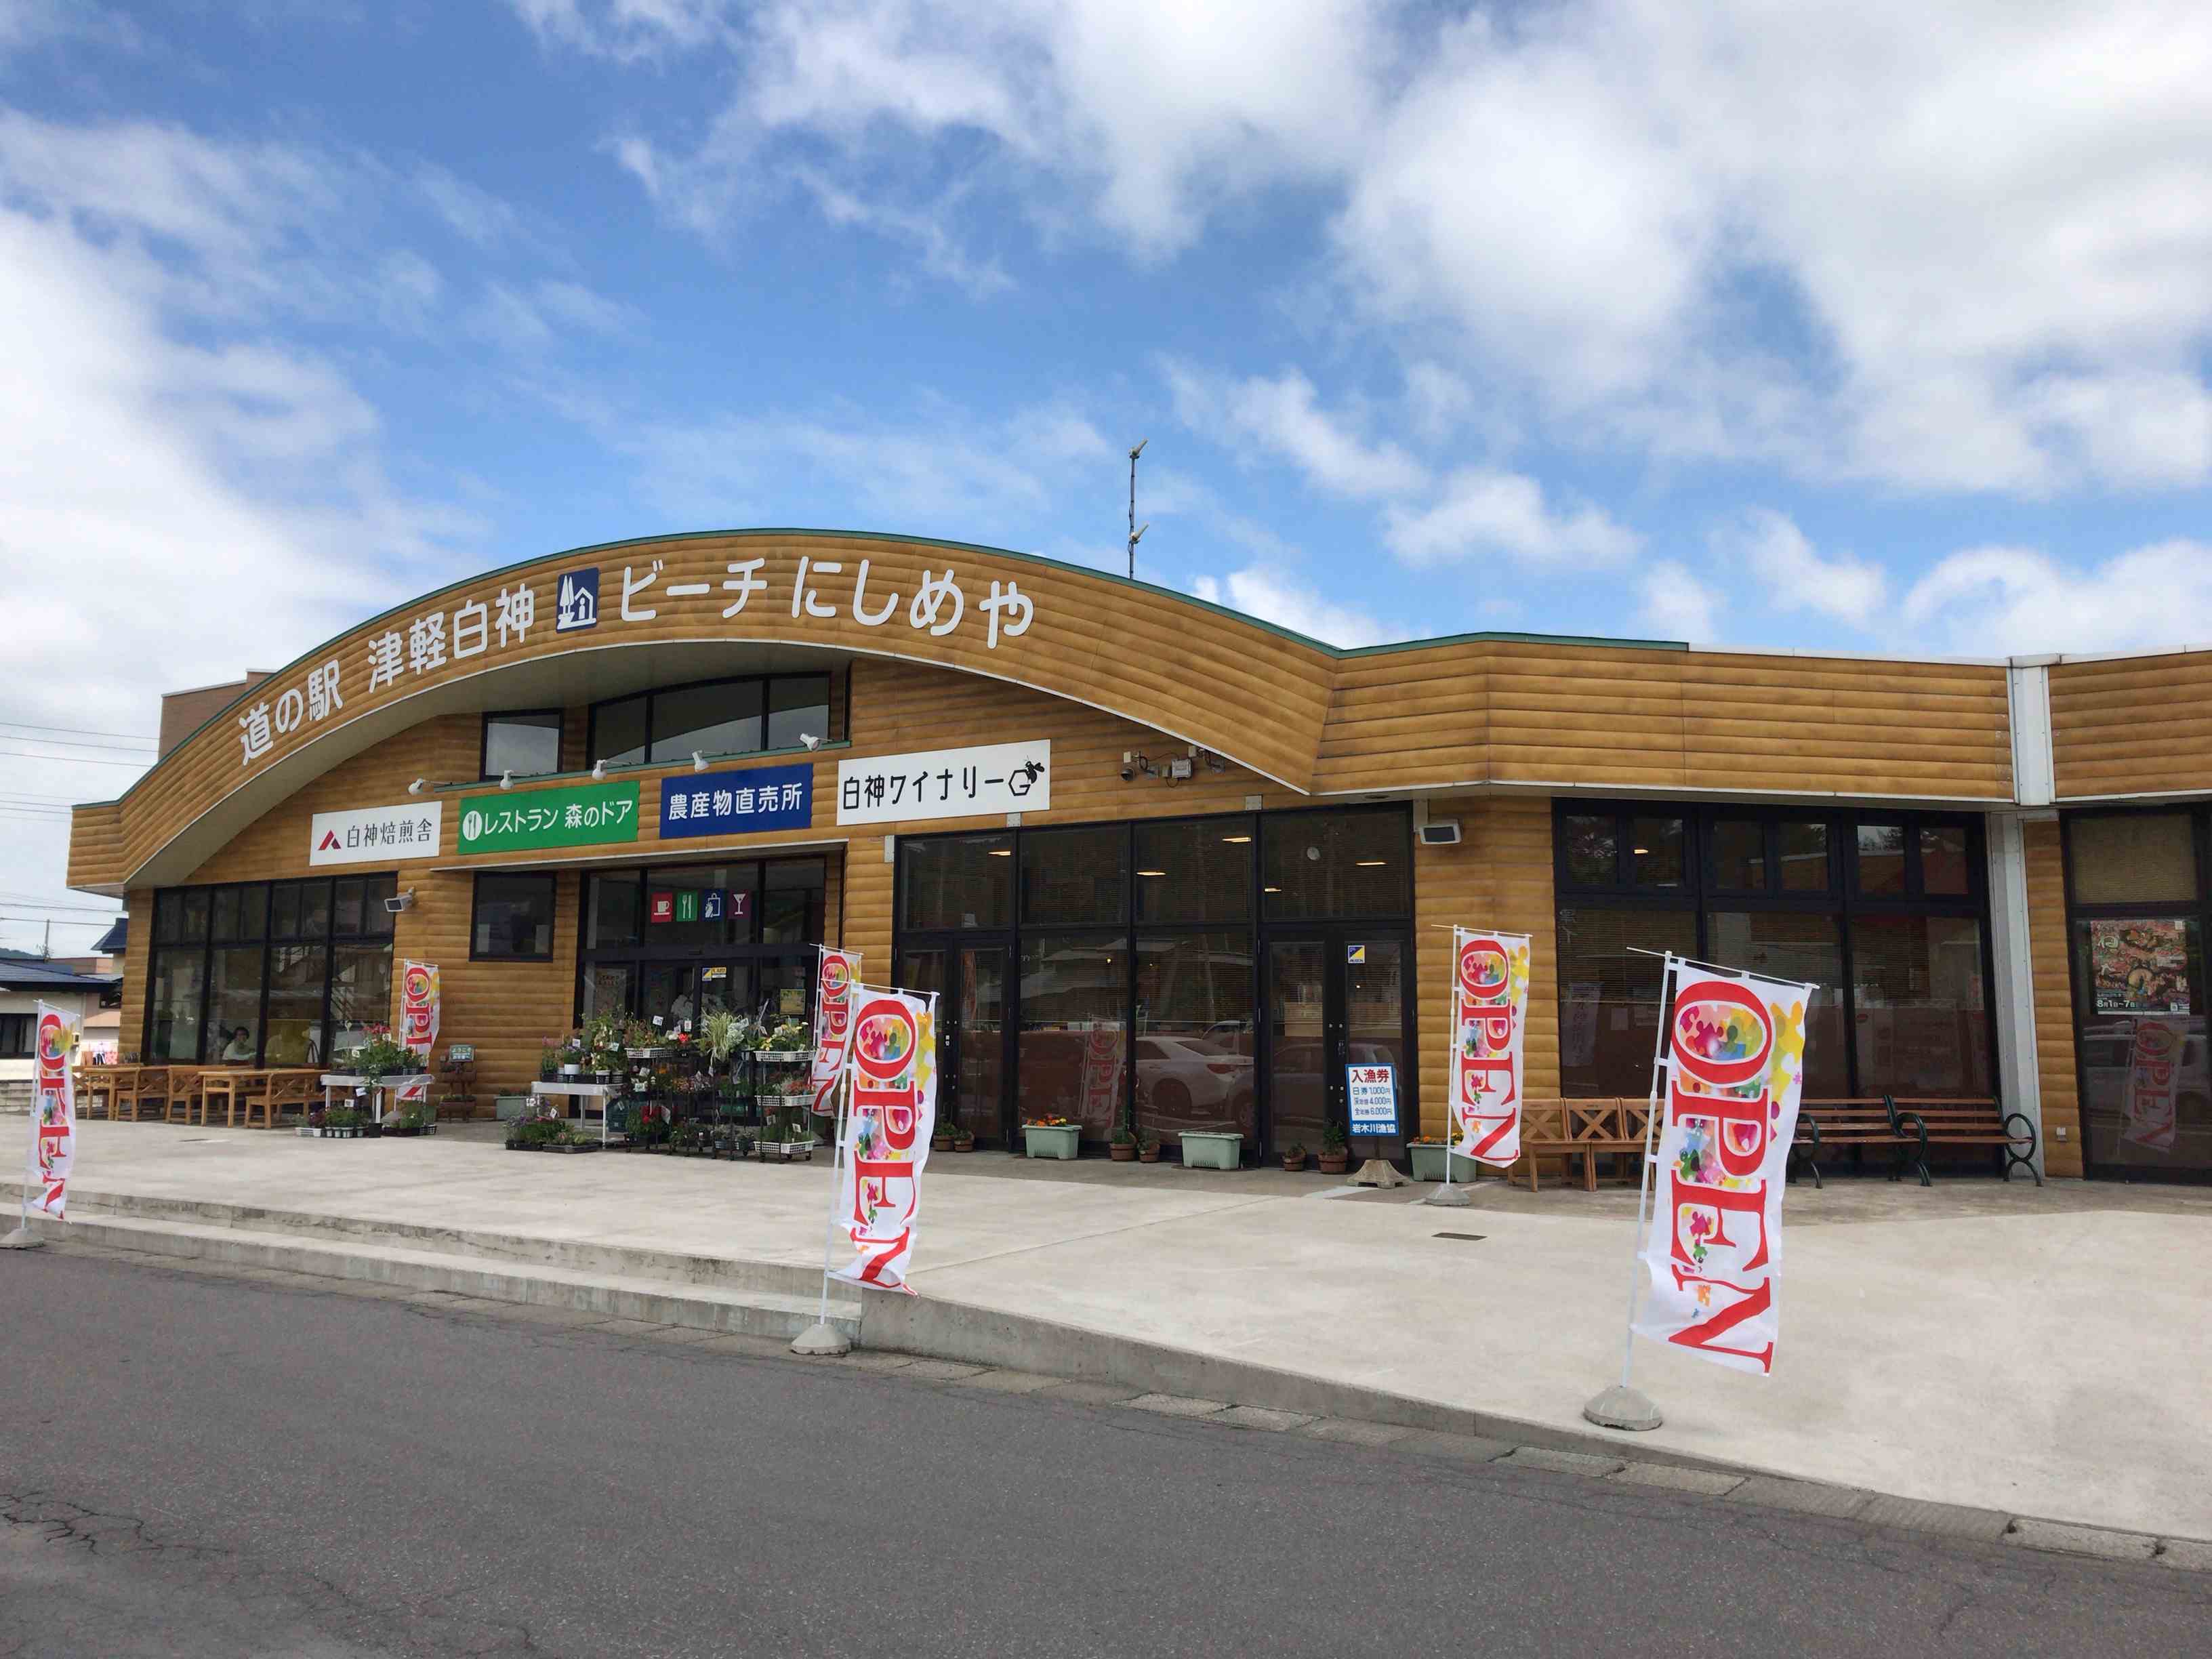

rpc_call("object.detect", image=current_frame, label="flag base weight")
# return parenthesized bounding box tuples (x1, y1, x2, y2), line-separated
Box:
(0, 1227, 43, 1250)
(790, 1320, 852, 1357)
(1582, 1384, 1663, 1431)
(1348, 1158, 1408, 1189)
(1422, 1182, 1473, 1207)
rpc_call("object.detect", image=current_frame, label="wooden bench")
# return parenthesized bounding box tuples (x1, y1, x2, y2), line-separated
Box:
(242, 1069, 321, 1129)
(1511, 1099, 1653, 1192)
(1889, 1097, 2040, 1187)
(1790, 1099, 1917, 1188)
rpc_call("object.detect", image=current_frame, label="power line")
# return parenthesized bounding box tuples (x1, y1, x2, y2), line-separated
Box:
(0, 914, 114, 928)
(0, 733, 155, 755)
(0, 747, 150, 769)
(0, 719, 158, 743)
(0, 895, 120, 914)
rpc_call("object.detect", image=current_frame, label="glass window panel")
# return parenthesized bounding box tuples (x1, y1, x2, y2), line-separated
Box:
(1780, 821, 1830, 892)
(592, 695, 649, 768)
(332, 878, 365, 937)
(472, 874, 556, 960)
(155, 889, 185, 945)
(1561, 815, 1619, 887)
(697, 962, 752, 1023)
(2070, 813, 2197, 906)
(1920, 825, 1971, 897)
(1023, 825, 1127, 926)
(758, 953, 814, 1022)
(1704, 912, 1850, 1098)
(1856, 822, 1907, 895)
(1556, 906, 1698, 1097)
(1018, 932, 1127, 1140)
(1344, 938, 1410, 1155)
(766, 675, 831, 751)
(1261, 811, 1411, 920)
(638, 962, 691, 1026)
(203, 945, 265, 1064)
(651, 679, 763, 763)
(264, 941, 329, 1067)
(900, 834, 1013, 931)
(147, 948, 206, 1061)
(1710, 819, 1766, 892)
(210, 888, 240, 943)
(1134, 818, 1252, 924)
(179, 889, 209, 943)
(329, 943, 392, 1055)
(361, 875, 396, 937)
(483, 710, 563, 779)
(1851, 914, 1991, 1097)
(2070, 918, 2211, 1176)
(645, 865, 738, 951)
(269, 883, 300, 940)
(297, 882, 331, 940)
(1134, 932, 1255, 1142)
(589, 874, 642, 949)
(762, 859, 823, 945)
(581, 964, 632, 1025)
(1265, 939, 1330, 1157)
(1629, 817, 1685, 888)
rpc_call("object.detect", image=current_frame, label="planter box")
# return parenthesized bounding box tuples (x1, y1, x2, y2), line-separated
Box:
(298, 1125, 363, 1139)
(1022, 1123, 1081, 1160)
(760, 1139, 816, 1163)
(1179, 1130, 1242, 1170)
(1408, 1143, 1482, 1183)
(494, 1094, 534, 1121)
(380, 1124, 438, 1138)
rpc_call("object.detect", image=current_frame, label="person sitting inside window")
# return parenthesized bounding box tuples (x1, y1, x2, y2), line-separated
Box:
(220, 1026, 255, 1063)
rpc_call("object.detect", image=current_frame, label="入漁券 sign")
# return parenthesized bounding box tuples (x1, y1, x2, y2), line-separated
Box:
(1347, 1063, 1397, 1135)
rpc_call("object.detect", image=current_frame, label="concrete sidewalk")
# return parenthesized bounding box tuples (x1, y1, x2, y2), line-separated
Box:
(22, 1122, 2212, 1540)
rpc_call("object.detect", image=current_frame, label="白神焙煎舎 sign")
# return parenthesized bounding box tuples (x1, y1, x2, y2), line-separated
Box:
(835, 741, 1049, 826)
(457, 781, 640, 854)
(658, 762, 812, 839)
(310, 802, 444, 866)
(232, 553, 1038, 771)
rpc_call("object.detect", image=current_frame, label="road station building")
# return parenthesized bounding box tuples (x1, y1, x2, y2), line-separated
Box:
(62, 530, 2212, 1182)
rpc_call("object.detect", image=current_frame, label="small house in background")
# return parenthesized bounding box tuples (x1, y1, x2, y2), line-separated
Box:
(0, 949, 122, 1109)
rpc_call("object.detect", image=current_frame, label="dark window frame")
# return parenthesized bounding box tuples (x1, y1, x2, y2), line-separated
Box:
(585, 671, 833, 771)
(571, 855, 830, 1023)
(0, 1013, 32, 1059)
(470, 872, 560, 962)
(479, 708, 566, 781)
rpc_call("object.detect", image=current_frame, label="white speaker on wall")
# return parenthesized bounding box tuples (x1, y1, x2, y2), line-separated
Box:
(1418, 820, 1463, 846)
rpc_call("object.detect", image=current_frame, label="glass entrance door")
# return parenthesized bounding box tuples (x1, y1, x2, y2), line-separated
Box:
(1263, 932, 1411, 1158)
(896, 940, 1011, 1145)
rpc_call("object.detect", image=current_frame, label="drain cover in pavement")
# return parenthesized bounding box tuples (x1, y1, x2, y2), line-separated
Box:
(1432, 1231, 1487, 1242)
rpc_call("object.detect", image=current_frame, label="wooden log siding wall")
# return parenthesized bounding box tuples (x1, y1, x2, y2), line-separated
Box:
(2024, 819, 2085, 1177)
(2047, 651, 2212, 800)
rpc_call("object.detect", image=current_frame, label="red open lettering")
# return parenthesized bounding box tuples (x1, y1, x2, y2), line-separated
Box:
(1670, 1077, 1771, 1178)
(1669, 978, 1774, 1090)
(1665, 1265, 1775, 1371)
(1668, 1172, 1772, 1272)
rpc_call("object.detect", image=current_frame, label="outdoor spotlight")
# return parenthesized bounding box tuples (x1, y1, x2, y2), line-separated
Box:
(800, 733, 821, 751)
(407, 778, 426, 796)
(499, 771, 514, 791)
(591, 760, 607, 780)
(692, 751, 708, 773)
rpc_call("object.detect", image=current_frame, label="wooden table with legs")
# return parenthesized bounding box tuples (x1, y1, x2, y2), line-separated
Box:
(73, 1063, 147, 1120)
(199, 1069, 257, 1126)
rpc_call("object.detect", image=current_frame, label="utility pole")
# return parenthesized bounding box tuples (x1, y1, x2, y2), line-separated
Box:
(1127, 439, 1149, 579)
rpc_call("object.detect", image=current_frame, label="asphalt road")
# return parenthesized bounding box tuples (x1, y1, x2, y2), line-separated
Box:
(2, 1250, 2207, 1659)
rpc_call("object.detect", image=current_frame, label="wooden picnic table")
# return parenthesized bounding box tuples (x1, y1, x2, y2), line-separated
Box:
(73, 1062, 157, 1121)
(200, 1067, 324, 1128)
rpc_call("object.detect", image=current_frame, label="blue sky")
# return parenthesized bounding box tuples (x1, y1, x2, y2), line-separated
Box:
(3, 0, 2211, 946)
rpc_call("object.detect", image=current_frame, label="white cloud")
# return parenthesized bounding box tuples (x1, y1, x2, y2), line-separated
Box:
(790, 164, 1013, 297)
(1383, 468, 1640, 569)
(1190, 565, 1393, 648)
(1713, 509, 1887, 628)
(1166, 363, 1427, 499)
(1637, 559, 1719, 640)
(506, 0, 735, 60)
(1902, 541, 2212, 655)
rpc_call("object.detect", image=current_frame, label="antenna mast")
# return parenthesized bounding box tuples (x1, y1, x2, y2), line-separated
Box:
(1127, 438, 1148, 579)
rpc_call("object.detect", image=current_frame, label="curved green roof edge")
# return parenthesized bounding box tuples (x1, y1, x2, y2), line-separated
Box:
(77, 526, 1689, 811)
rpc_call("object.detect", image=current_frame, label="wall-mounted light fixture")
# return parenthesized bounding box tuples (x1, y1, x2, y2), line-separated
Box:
(591, 760, 607, 780)
(407, 778, 426, 796)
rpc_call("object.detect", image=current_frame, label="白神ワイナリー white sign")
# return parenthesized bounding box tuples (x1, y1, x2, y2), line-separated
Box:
(309, 802, 443, 866)
(835, 741, 1049, 826)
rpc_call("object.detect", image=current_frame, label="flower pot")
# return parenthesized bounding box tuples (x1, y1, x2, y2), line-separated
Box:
(1318, 1151, 1349, 1174)
(953, 1139, 975, 1153)
(1281, 1153, 1307, 1172)
(931, 1134, 956, 1152)
(560, 1064, 579, 1078)
(1179, 1130, 1242, 1170)
(1408, 1143, 1481, 1183)
(1138, 1147, 1161, 1164)
(1109, 1143, 1137, 1162)
(1022, 1123, 1081, 1161)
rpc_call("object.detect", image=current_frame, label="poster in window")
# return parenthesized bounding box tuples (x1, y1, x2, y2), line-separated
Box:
(2090, 919, 2192, 1014)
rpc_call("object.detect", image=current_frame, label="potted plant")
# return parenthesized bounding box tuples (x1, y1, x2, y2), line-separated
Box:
(1108, 1126, 1137, 1162)
(1137, 1129, 1162, 1164)
(1318, 1118, 1350, 1175)
(1022, 1115, 1080, 1160)
(931, 1124, 956, 1152)
(952, 1126, 976, 1153)
(1179, 1129, 1242, 1170)
(1282, 1141, 1309, 1172)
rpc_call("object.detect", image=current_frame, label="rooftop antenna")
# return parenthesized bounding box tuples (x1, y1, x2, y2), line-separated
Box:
(1128, 438, 1148, 579)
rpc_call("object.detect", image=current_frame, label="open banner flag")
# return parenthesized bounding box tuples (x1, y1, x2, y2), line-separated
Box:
(808, 948, 861, 1116)
(830, 987, 939, 1294)
(1634, 960, 1818, 1376)
(26, 1002, 78, 1219)
(396, 960, 440, 1103)
(1451, 927, 1531, 1166)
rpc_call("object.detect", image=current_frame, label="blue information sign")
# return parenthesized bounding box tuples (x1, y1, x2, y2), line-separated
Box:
(659, 762, 813, 839)
(1347, 1062, 1397, 1135)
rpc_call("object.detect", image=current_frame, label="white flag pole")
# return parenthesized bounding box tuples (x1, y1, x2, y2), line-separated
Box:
(794, 1037, 855, 1355)
(1582, 954, 1676, 1431)
(3, 1003, 54, 1248)
(1424, 927, 1474, 1208)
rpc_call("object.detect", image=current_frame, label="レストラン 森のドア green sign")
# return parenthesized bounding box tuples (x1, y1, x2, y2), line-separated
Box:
(456, 781, 640, 853)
